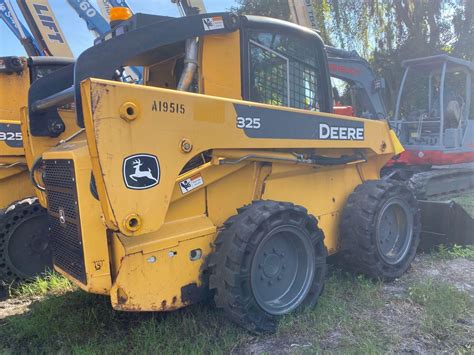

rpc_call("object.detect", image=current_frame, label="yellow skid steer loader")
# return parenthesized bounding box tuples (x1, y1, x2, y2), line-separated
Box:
(24, 11, 418, 332)
(0, 56, 72, 283)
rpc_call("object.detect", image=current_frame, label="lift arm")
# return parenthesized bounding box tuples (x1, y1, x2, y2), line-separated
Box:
(16, 0, 73, 57)
(0, 0, 42, 56)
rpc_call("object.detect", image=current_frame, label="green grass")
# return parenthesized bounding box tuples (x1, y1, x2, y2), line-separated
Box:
(0, 270, 386, 354)
(451, 192, 474, 217)
(1, 288, 247, 354)
(278, 273, 385, 353)
(0, 263, 472, 354)
(408, 279, 473, 341)
(431, 244, 474, 260)
(10, 272, 75, 298)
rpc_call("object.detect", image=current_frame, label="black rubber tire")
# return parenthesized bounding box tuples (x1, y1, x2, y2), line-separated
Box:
(340, 180, 421, 281)
(208, 200, 327, 333)
(0, 200, 51, 284)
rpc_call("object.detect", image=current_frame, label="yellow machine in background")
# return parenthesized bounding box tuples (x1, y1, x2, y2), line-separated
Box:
(0, 55, 73, 283)
(25, 11, 419, 332)
(0, 57, 31, 209)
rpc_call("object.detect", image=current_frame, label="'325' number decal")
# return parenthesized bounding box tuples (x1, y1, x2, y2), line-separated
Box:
(236, 116, 261, 129)
(0, 132, 22, 141)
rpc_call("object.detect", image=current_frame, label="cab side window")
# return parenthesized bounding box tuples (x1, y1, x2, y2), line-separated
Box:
(248, 31, 321, 111)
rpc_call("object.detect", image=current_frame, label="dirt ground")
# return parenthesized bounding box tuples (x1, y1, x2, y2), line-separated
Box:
(0, 294, 41, 320)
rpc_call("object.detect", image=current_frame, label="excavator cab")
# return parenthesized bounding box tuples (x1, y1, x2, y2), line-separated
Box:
(392, 55, 474, 166)
(388, 55, 474, 251)
(326, 47, 387, 120)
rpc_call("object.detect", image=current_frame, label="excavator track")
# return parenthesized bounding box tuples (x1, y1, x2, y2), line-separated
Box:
(408, 168, 474, 200)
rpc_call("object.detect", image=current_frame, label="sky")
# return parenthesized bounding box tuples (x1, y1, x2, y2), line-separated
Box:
(0, 0, 238, 57)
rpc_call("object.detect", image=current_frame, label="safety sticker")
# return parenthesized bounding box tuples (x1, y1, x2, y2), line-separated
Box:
(179, 174, 204, 194)
(202, 16, 224, 31)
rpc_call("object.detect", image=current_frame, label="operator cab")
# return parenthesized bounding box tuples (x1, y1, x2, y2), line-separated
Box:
(393, 55, 474, 150)
(27, 12, 332, 137)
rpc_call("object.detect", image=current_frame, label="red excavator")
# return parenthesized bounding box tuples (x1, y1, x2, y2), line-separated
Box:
(288, 0, 474, 248)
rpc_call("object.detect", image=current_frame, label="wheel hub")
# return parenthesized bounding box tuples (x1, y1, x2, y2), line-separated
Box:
(376, 198, 413, 265)
(29, 234, 50, 254)
(1, 203, 52, 281)
(261, 252, 282, 278)
(251, 226, 315, 315)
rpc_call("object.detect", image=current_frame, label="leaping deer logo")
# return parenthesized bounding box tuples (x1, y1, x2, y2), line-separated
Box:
(129, 158, 158, 183)
(123, 154, 160, 190)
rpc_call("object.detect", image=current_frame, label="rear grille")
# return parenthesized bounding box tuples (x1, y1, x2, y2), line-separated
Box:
(44, 159, 86, 284)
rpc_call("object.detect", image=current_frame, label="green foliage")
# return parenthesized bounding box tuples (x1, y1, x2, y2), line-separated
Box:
(452, 0, 474, 60)
(278, 272, 386, 353)
(408, 279, 473, 339)
(0, 270, 386, 354)
(1, 265, 472, 353)
(233, 0, 473, 111)
(231, 0, 290, 20)
(433, 244, 474, 260)
(2, 286, 246, 354)
(10, 271, 75, 298)
(451, 192, 474, 218)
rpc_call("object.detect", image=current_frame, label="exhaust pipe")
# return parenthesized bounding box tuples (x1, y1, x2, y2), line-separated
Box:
(177, 38, 198, 91)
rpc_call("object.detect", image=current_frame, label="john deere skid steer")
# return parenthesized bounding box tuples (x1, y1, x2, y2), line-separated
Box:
(0, 55, 72, 283)
(25, 12, 419, 332)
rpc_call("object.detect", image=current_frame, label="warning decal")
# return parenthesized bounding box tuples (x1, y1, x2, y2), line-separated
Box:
(202, 16, 224, 31)
(179, 174, 204, 194)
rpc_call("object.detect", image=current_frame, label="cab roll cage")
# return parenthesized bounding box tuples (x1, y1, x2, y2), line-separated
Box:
(28, 12, 331, 137)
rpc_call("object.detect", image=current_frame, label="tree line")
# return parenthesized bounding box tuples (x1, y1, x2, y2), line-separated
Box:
(232, 0, 473, 112)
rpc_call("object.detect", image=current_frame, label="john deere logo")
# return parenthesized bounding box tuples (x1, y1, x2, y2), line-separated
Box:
(123, 154, 160, 190)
